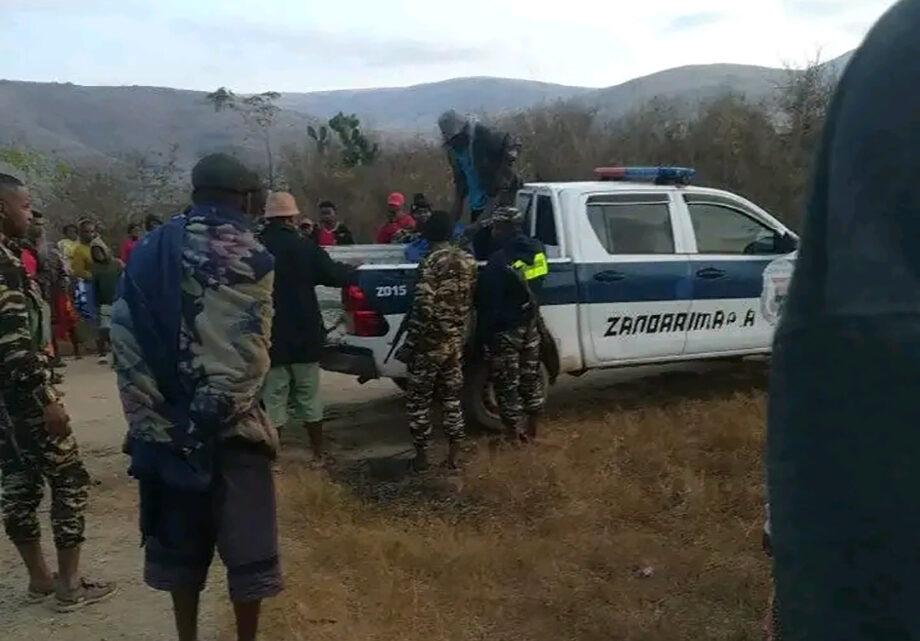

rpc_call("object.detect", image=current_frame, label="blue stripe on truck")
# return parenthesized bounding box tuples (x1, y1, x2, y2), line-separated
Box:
(356, 258, 773, 316)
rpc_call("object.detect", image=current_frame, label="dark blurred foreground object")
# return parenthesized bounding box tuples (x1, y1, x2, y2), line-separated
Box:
(767, 1, 920, 639)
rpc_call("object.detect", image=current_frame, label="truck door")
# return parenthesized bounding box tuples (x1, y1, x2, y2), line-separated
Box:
(578, 192, 692, 365)
(680, 194, 791, 354)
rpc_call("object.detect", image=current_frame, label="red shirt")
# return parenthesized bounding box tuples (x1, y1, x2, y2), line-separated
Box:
(315, 226, 336, 246)
(375, 213, 415, 244)
(20, 248, 38, 278)
(121, 237, 138, 263)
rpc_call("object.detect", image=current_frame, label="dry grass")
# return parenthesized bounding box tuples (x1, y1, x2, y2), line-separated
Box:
(262, 368, 769, 641)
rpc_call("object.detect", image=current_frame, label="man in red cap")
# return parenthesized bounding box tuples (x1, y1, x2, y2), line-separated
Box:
(375, 192, 415, 244)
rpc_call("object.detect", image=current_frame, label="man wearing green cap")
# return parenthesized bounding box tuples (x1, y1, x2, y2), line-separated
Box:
(113, 153, 279, 641)
(475, 206, 548, 442)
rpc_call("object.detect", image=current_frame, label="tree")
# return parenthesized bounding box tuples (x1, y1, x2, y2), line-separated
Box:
(307, 124, 331, 155)
(328, 112, 379, 168)
(205, 87, 282, 187)
(774, 57, 835, 229)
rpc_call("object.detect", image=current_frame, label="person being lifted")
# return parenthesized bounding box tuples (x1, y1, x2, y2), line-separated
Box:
(438, 110, 522, 258)
(400, 210, 478, 472)
(475, 206, 548, 443)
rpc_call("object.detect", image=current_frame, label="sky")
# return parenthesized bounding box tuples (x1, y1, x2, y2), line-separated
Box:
(0, 0, 898, 93)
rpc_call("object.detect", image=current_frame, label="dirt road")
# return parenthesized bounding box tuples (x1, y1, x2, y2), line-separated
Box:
(0, 358, 742, 639)
(0, 359, 400, 640)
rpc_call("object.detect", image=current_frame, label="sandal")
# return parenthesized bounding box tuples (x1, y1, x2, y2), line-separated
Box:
(54, 578, 117, 613)
(26, 585, 55, 604)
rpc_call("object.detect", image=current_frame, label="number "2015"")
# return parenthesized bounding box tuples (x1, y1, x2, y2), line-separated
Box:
(376, 285, 408, 298)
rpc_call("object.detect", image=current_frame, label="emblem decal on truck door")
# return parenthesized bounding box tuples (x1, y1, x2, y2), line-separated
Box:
(760, 255, 795, 326)
(605, 310, 757, 337)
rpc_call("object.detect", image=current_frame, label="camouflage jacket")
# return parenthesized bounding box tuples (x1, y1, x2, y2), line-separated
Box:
(405, 242, 478, 355)
(112, 205, 277, 455)
(0, 233, 55, 416)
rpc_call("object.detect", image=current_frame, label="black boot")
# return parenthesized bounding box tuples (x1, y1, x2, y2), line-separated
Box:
(525, 414, 539, 442)
(447, 440, 463, 470)
(411, 446, 430, 473)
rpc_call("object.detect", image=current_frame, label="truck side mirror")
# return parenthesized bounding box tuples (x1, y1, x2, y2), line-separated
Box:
(776, 232, 798, 254)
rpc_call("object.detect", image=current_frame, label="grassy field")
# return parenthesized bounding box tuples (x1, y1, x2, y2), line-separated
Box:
(260, 366, 769, 641)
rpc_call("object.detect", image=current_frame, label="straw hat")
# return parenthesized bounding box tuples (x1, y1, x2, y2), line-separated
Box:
(265, 191, 300, 218)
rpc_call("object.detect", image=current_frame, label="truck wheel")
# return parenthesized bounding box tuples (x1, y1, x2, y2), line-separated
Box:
(462, 360, 549, 434)
(392, 377, 408, 392)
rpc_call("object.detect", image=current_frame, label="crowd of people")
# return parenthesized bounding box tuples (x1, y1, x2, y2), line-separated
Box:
(0, 108, 535, 640)
(10, 212, 166, 371)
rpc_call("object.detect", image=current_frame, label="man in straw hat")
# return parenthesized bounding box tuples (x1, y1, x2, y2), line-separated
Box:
(259, 191, 354, 468)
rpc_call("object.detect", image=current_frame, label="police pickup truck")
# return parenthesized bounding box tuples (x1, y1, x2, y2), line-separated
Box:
(321, 167, 798, 430)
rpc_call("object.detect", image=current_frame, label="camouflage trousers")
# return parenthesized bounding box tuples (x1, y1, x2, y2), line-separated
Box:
(0, 405, 90, 549)
(406, 349, 465, 449)
(491, 318, 545, 429)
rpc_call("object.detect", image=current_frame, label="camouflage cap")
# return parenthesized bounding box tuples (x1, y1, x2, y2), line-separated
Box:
(489, 206, 524, 226)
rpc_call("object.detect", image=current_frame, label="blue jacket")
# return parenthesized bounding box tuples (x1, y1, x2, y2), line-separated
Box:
(404, 223, 468, 263)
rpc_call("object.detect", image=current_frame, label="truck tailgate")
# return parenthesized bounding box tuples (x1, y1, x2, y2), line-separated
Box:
(320, 244, 417, 341)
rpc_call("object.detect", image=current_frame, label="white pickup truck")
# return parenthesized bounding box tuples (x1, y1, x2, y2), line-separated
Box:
(321, 167, 798, 429)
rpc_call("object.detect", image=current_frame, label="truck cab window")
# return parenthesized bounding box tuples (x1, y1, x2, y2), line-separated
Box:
(534, 194, 560, 257)
(587, 202, 674, 255)
(686, 202, 778, 255)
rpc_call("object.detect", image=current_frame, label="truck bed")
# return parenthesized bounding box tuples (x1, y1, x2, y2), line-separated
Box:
(320, 244, 415, 341)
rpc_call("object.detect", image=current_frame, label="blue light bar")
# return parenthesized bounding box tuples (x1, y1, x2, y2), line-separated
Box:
(594, 166, 696, 184)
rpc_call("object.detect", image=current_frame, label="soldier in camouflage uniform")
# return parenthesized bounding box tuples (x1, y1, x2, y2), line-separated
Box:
(402, 210, 478, 471)
(0, 173, 115, 612)
(475, 206, 548, 442)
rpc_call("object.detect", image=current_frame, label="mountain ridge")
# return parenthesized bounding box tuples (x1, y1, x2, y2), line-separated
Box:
(0, 51, 852, 166)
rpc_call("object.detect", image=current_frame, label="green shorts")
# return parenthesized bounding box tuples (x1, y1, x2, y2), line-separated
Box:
(262, 363, 323, 427)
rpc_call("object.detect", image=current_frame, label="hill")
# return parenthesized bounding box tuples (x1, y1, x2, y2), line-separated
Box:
(577, 63, 791, 119)
(0, 52, 852, 165)
(0, 81, 316, 166)
(278, 77, 591, 131)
